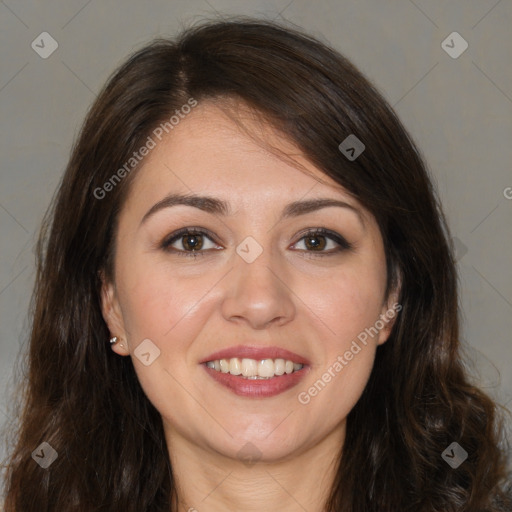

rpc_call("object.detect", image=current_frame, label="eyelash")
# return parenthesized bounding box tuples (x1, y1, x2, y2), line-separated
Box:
(160, 227, 353, 259)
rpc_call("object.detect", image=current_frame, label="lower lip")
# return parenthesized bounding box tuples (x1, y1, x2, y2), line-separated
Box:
(202, 364, 310, 398)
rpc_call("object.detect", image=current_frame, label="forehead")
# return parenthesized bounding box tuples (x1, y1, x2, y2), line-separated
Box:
(125, 101, 356, 209)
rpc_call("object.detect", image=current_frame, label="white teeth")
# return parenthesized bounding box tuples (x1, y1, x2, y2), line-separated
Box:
(205, 357, 304, 378)
(241, 358, 258, 377)
(274, 358, 285, 375)
(219, 359, 230, 373)
(258, 359, 275, 378)
(229, 357, 242, 375)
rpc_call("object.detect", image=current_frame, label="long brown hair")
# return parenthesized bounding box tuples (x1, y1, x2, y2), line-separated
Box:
(3, 18, 511, 511)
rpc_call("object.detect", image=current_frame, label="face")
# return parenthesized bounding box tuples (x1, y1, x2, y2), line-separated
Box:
(101, 101, 399, 464)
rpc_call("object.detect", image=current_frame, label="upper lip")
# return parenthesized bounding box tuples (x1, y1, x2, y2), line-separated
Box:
(200, 345, 311, 365)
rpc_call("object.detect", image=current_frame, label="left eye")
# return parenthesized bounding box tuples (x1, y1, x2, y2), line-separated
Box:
(294, 234, 337, 251)
(292, 229, 351, 253)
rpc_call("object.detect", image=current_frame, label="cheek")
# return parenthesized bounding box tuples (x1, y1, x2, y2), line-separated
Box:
(116, 260, 215, 421)
(116, 255, 219, 355)
(309, 348, 376, 422)
(297, 254, 386, 412)
(297, 289, 381, 426)
(116, 264, 177, 341)
(308, 264, 387, 348)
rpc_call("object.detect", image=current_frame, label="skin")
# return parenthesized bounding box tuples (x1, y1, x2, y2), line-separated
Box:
(101, 101, 400, 512)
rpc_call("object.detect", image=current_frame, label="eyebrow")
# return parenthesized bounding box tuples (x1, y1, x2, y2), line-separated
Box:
(140, 193, 365, 229)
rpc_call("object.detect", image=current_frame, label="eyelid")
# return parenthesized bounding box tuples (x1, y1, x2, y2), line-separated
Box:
(162, 226, 219, 243)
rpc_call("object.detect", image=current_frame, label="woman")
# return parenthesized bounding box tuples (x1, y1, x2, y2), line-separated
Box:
(2, 18, 511, 511)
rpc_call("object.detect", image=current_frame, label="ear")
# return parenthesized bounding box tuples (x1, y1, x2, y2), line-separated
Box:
(376, 270, 402, 346)
(99, 270, 130, 356)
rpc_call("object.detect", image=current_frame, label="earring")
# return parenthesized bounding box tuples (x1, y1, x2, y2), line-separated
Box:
(109, 336, 118, 345)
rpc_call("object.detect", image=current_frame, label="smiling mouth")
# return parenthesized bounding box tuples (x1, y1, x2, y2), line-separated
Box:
(205, 357, 304, 379)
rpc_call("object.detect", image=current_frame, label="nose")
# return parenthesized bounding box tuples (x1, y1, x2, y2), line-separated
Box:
(220, 245, 296, 330)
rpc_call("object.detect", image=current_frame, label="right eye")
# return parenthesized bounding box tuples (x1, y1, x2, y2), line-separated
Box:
(161, 228, 223, 257)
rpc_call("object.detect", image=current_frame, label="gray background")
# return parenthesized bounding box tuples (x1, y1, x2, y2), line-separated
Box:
(1, 0, 511, 472)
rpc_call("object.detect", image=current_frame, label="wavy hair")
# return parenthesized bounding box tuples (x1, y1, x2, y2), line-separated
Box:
(2, 18, 511, 511)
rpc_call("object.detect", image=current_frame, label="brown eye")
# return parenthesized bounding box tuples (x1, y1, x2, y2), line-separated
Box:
(160, 227, 222, 258)
(303, 235, 327, 251)
(292, 228, 352, 255)
(181, 234, 204, 251)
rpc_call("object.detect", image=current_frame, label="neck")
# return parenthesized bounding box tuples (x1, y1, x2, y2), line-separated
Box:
(165, 423, 345, 512)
